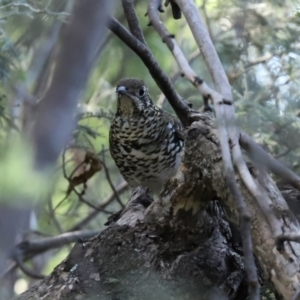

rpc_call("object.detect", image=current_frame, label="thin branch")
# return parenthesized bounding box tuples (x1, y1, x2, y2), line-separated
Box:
(101, 146, 124, 208)
(275, 148, 293, 159)
(13, 253, 45, 280)
(69, 181, 128, 232)
(47, 198, 64, 234)
(232, 148, 281, 238)
(240, 132, 300, 192)
(201, 0, 214, 42)
(228, 53, 274, 82)
(0, 261, 17, 280)
(59, 149, 110, 214)
(73, 188, 101, 211)
(121, 0, 147, 45)
(28, 19, 65, 89)
(9, 230, 99, 279)
(157, 49, 200, 108)
(93, 32, 113, 64)
(68, 158, 85, 180)
(19, 230, 99, 260)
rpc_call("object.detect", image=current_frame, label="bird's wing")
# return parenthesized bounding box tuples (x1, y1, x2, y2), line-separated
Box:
(159, 108, 185, 141)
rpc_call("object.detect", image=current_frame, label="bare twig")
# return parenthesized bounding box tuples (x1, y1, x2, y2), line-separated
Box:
(240, 132, 300, 192)
(69, 181, 128, 231)
(232, 149, 281, 238)
(12, 253, 45, 280)
(67, 157, 85, 180)
(0, 261, 17, 280)
(52, 149, 85, 214)
(228, 53, 273, 82)
(28, 20, 65, 89)
(73, 188, 101, 211)
(60, 150, 105, 212)
(121, 0, 147, 45)
(18, 230, 99, 260)
(275, 148, 293, 159)
(157, 49, 200, 108)
(201, 0, 214, 42)
(93, 32, 113, 64)
(0, 205, 31, 274)
(8, 230, 99, 279)
(47, 199, 64, 234)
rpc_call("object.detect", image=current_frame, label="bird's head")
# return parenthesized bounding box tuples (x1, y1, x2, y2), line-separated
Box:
(115, 78, 154, 117)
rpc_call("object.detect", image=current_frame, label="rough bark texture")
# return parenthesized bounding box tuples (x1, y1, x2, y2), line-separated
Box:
(16, 114, 300, 300)
(16, 203, 248, 300)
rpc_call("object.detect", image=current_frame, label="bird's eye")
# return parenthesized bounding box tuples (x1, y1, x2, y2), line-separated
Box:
(139, 86, 146, 97)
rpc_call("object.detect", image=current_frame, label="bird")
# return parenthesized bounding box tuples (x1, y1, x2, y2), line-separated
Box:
(109, 78, 184, 194)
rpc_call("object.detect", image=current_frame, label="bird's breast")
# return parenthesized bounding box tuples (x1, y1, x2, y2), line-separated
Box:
(109, 114, 183, 192)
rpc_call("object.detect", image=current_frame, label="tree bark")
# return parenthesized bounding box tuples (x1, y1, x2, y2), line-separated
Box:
(15, 199, 248, 300)
(16, 114, 300, 300)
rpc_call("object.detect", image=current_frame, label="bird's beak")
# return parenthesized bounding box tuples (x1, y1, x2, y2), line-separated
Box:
(116, 86, 128, 95)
